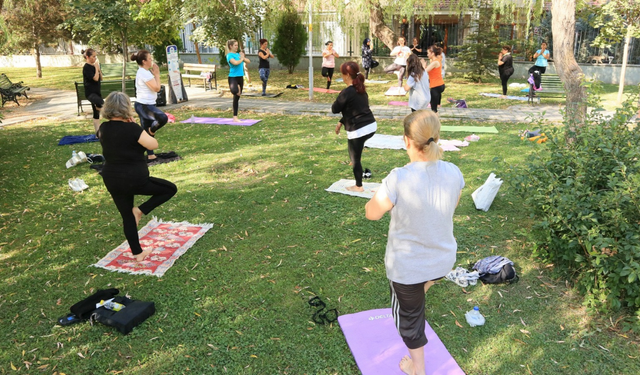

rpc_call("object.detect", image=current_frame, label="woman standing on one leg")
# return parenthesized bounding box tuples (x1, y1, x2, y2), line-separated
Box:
(498, 46, 514, 97)
(403, 54, 431, 112)
(362, 38, 373, 79)
(258, 39, 274, 96)
(365, 110, 464, 375)
(82, 49, 103, 133)
(226, 39, 250, 122)
(322, 41, 339, 90)
(98, 92, 177, 262)
(132, 50, 168, 162)
(331, 62, 377, 192)
(384, 37, 411, 87)
(425, 45, 445, 113)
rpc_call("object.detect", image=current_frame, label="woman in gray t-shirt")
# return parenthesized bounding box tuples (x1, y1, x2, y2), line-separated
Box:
(403, 54, 431, 112)
(365, 110, 464, 375)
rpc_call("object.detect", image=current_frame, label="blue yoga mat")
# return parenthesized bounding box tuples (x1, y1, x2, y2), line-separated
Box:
(58, 134, 98, 146)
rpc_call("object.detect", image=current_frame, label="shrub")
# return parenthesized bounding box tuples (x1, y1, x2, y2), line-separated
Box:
(271, 11, 308, 74)
(504, 84, 640, 326)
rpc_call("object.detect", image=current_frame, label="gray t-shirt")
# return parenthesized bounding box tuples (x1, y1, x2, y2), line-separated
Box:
(406, 72, 431, 111)
(379, 160, 464, 284)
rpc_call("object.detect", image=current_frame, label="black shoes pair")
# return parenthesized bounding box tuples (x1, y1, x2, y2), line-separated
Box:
(363, 168, 372, 179)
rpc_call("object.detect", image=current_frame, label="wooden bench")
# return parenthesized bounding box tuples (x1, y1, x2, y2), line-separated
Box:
(100, 62, 139, 79)
(74, 79, 136, 116)
(528, 74, 566, 104)
(182, 63, 217, 90)
(0, 73, 30, 106)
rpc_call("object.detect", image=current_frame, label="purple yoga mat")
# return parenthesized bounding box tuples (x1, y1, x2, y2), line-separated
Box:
(389, 101, 409, 106)
(179, 117, 261, 126)
(338, 308, 465, 375)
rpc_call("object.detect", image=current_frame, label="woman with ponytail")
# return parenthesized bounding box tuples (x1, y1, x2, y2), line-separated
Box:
(131, 49, 167, 162)
(403, 54, 431, 112)
(365, 110, 464, 375)
(226, 39, 250, 122)
(331, 62, 377, 192)
(425, 45, 445, 112)
(82, 49, 103, 133)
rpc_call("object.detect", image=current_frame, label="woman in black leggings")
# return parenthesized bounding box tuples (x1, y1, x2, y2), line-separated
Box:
(331, 62, 377, 192)
(226, 39, 250, 122)
(98, 92, 177, 262)
(82, 49, 103, 133)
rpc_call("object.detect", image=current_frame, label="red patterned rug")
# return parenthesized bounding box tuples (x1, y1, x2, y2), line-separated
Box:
(93, 218, 213, 277)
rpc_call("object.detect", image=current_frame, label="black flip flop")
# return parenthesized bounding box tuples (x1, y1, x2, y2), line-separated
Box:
(57, 313, 84, 326)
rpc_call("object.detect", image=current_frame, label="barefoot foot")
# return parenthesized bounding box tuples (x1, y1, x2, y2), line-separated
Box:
(346, 185, 364, 192)
(132, 207, 143, 226)
(233, 116, 241, 122)
(399, 355, 415, 375)
(134, 248, 153, 262)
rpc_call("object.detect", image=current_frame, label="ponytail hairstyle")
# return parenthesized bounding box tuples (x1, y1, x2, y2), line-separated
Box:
(82, 48, 95, 59)
(406, 54, 425, 81)
(259, 38, 268, 46)
(428, 45, 442, 57)
(130, 50, 151, 66)
(226, 39, 238, 54)
(340, 61, 366, 94)
(403, 110, 443, 160)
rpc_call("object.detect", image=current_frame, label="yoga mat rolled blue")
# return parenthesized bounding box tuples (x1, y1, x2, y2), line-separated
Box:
(338, 308, 465, 375)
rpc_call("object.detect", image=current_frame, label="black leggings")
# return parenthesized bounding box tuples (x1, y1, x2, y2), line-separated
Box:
(102, 176, 177, 255)
(87, 93, 104, 120)
(228, 76, 244, 116)
(500, 73, 513, 95)
(347, 132, 375, 187)
(528, 66, 546, 75)
(430, 84, 445, 112)
(322, 67, 334, 89)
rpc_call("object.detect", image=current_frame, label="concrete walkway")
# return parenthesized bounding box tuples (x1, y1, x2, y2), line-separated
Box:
(0, 86, 565, 127)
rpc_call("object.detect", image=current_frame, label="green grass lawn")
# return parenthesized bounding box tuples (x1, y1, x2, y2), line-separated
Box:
(0, 107, 638, 374)
(3, 66, 638, 112)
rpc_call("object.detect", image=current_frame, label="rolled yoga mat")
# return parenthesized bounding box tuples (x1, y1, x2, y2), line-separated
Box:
(338, 308, 465, 375)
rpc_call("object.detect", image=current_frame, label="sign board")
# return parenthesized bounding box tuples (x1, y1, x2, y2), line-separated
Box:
(166, 45, 185, 102)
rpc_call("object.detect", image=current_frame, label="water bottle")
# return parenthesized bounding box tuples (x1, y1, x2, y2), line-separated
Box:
(465, 306, 485, 327)
(190, 114, 195, 124)
(101, 299, 125, 312)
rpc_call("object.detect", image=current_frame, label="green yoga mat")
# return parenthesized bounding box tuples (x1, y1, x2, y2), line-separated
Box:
(441, 125, 498, 133)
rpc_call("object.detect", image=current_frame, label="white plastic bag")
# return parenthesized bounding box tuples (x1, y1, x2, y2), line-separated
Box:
(471, 173, 503, 212)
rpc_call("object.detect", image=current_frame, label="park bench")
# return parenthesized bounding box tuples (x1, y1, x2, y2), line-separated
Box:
(74, 79, 136, 116)
(182, 63, 217, 90)
(0, 73, 30, 106)
(100, 62, 139, 79)
(528, 74, 566, 104)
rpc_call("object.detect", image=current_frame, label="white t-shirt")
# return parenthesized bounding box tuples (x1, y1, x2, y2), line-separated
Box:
(135, 67, 157, 105)
(406, 71, 431, 111)
(391, 46, 411, 66)
(379, 160, 465, 284)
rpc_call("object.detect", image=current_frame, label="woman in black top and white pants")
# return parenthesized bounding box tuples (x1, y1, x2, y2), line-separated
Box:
(82, 49, 103, 133)
(332, 62, 377, 192)
(98, 92, 177, 262)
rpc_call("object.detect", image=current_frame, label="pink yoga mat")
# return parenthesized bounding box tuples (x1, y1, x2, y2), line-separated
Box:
(300, 87, 341, 94)
(389, 101, 408, 106)
(338, 308, 465, 375)
(179, 117, 261, 126)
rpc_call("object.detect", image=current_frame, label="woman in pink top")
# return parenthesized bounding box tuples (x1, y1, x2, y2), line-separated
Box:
(322, 41, 339, 90)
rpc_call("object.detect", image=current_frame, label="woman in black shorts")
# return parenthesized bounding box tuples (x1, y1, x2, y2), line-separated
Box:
(82, 49, 103, 133)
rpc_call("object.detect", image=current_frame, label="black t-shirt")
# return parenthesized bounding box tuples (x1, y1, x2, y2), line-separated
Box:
(258, 49, 270, 69)
(98, 120, 148, 180)
(83, 63, 101, 97)
(331, 86, 376, 132)
(499, 54, 514, 76)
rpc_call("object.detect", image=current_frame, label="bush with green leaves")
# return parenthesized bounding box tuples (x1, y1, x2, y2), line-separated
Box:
(504, 84, 640, 328)
(271, 11, 308, 74)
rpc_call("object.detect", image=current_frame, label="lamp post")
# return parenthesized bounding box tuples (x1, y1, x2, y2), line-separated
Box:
(308, 0, 313, 100)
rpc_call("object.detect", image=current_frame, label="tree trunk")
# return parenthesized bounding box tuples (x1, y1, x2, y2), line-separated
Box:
(121, 31, 128, 93)
(551, 0, 586, 129)
(617, 31, 631, 104)
(193, 22, 202, 64)
(34, 42, 42, 78)
(368, 0, 396, 50)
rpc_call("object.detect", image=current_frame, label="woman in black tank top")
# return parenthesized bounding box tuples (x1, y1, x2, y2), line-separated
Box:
(258, 39, 274, 96)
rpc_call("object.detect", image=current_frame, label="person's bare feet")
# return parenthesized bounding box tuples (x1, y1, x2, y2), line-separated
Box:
(399, 355, 414, 375)
(233, 116, 241, 122)
(134, 248, 153, 262)
(346, 185, 364, 192)
(132, 207, 143, 226)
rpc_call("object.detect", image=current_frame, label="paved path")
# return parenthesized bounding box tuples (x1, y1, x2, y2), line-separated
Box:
(0, 86, 565, 127)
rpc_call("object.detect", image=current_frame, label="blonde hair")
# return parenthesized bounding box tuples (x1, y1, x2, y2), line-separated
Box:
(226, 39, 238, 54)
(403, 110, 443, 159)
(101, 92, 134, 120)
